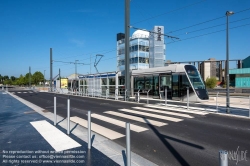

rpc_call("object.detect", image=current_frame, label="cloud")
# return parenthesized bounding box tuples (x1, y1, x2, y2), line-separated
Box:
(70, 39, 84, 47)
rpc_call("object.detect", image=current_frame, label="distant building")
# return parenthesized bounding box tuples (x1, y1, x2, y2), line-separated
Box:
(198, 58, 222, 81)
(229, 55, 250, 88)
(116, 26, 165, 71)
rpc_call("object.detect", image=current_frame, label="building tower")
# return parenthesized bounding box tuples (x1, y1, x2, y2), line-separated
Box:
(117, 26, 165, 71)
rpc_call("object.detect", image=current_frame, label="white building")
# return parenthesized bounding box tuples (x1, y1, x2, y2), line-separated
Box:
(116, 26, 165, 71)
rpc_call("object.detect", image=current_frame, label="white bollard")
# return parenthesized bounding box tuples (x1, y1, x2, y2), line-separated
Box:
(147, 89, 151, 105)
(219, 150, 228, 166)
(88, 111, 91, 149)
(216, 92, 219, 112)
(67, 96, 70, 135)
(187, 87, 189, 110)
(126, 123, 131, 166)
(125, 89, 127, 101)
(165, 88, 167, 106)
(54, 95, 57, 126)
(137, 90, 140, 103)
(147, 91, 149, 105)
(249, 95, 250, 118)
(115, 89, 118, 100)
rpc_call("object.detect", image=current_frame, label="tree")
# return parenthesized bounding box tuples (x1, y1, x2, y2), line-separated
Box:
(17, 75, 25, 86)
(24, 73, 32, 85)
(10, 76, 16, 81)
(0, 74, 2, 83)
(205, 77, 217, 89)
(3, 75, 9, 81)
(32, 71, 44, 85)
(4, 79, 12, 85)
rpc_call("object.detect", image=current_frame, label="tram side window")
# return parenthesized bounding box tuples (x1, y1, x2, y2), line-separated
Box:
(184, 65, 205, 89)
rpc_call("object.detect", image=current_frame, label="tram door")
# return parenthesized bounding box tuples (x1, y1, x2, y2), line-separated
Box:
(159, 75, 172, 99)
(172, 74, 180, 100)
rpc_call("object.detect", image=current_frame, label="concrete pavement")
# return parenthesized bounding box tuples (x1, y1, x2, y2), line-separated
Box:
(8, 90, 250, 166)
(0, 90, 157, 166)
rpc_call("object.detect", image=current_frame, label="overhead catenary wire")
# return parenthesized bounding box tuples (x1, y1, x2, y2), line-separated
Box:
(52, 7, 250, 65)
(53, 47, 115, 61)
(53, 48, 117, 62)
(166, 23, 250, 44)
(166, 7, 250, 34)
(30, 7, 250, 73)
(174, 16, 250, 36)
(32, 22, 250, 71)
(132, 0, 206, 25)
(130, 26, 180, 40)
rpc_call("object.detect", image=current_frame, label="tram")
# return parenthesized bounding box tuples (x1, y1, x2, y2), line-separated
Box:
(75, 64, 209, 102)
(128, 64, 209, 102)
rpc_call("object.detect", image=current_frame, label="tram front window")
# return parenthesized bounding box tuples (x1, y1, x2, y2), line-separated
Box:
(184, 65, 208, 100)
(184, 65, 205, 90)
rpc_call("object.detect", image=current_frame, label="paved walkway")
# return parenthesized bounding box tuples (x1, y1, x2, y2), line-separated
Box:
(0, 90, 156, 166)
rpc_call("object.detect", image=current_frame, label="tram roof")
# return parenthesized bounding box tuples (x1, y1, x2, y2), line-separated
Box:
(131, 64, 189, 75)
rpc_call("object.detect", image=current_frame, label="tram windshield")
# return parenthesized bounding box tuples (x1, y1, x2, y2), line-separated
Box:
(184, 65, 205, 89)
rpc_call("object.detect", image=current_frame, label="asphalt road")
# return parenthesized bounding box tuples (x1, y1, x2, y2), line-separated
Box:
(10, 90, 250, 166)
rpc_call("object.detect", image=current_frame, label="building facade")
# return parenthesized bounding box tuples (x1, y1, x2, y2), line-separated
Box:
(199, 58, 222, 81)
(149, 26, 165, 68)
(229, 55, 250, 88)
(117, 26, 165, 71)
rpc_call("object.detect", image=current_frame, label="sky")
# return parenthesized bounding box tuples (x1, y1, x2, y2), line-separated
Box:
(0, 0, 250, 79)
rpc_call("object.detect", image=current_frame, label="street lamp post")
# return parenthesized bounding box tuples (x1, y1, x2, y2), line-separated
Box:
(226, 11, 234, 113)
(44, 70, 46, 87)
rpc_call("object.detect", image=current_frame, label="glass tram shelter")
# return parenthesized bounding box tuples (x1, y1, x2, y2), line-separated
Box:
(68, 65, 208, 102)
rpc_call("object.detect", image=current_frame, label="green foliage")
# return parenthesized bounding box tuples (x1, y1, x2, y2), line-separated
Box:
(205, 77, 217, 89)
(222, 81, 227, 88)
(32, 71, 44, 85)
(3, 79, 12, 85)
(16, 75, 25, 85)
(0, 74, 2, 83)
(10, 76, 16, 81)
(0, 71, 45, 86)
(3, 75, 9, 80)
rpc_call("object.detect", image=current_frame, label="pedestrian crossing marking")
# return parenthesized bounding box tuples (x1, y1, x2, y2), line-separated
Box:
(23, 92, 27, 93)
(105, 111, 167, 127)
(70, 116, 124, 140)
(164, 104, 211, 113)
(17, 92, 21, 93)
(119, 109, 183, 122)
(92, 114, 148, 132)
(144, 105, 208, 115)
(30, 120, 81, 151)
(132, 107, 194, 118)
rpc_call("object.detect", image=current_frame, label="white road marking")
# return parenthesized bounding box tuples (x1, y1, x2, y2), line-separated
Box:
(17, 92, 21, 93)
(105, 111, 167, 127)
(133, 107, 194, 118)
(23, 92, 27, 93)
(92, 114, 148, 132)
(145, 105, 208, 115)
(70, 116, 124, 140)
(166, 104, 212, 112)
(30, 120, 81, 152)
(119, 109, 183, 122)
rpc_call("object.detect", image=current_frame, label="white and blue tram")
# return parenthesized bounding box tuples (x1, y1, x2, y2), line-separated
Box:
(74, 64, 208, 102)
